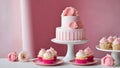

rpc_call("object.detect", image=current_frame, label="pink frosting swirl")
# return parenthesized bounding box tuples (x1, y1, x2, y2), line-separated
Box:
(113, 38, 120, 45)
(69, 22, 78, 29)
(101, 54, 114, 66)
(84, 47, 94, 56)
(100, 37, 108, 43)
(8, 52, 18, 62)
(61, 7, 78, 16)
(107, 36, 114, 43)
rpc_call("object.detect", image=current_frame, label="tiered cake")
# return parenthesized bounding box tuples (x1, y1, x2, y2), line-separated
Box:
(56, 7, 85, 41)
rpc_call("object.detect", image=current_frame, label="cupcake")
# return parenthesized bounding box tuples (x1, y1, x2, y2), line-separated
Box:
(75, 50, 87, 64)
(43, 51, 54, 64)
(101, 54, 114, 66)
(107, 36, 114, 48)
(37, 48, 46, 62)
(84, 47, 94, 62)
(46, 47, 57, 61)
(8, 52, 18, 62)
(18, 51, 29, 62)
(99, 37, 111, 50)
(112, 39, 120, 50)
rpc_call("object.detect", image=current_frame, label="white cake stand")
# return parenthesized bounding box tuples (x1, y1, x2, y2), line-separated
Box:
(51, 38, 88, 62)
(96, 46, 120, 66)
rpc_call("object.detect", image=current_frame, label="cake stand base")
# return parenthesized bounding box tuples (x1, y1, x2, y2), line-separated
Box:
(63, 44, 74, 62)
(96, 46, 120, 66)
(111, 52, 120, 66)
(51, 38, 88, 62)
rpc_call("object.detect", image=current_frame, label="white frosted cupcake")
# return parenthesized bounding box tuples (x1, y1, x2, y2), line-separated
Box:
(99, 37, 111, 50)
(43, 51, 54, 64)
(75, 50, 87, 64)
(46, 47, 57, 61)
(37, 48, 46, 62)
(112, 39, 120, 50)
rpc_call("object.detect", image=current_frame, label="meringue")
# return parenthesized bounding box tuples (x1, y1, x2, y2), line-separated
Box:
(8, 52, 18, 62)
(101, 54, 114, 66)
(18, 51, 29, 62)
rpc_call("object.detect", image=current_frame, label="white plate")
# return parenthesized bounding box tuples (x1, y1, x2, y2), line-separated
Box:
(70, 59, 98, 66)
(32, 59, 64, 66)
(51, 38, 88, 44)
(96, 46, 120, 52)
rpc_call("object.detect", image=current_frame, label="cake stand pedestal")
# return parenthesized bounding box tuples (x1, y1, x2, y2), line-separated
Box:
(96, 46, 120, 66)
(51, 38, 88, 62)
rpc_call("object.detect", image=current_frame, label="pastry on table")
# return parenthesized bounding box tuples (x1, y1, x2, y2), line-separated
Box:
(101, 54, 114, 66)
(18, 51, 29, 62)
(8, 52, 18, 62)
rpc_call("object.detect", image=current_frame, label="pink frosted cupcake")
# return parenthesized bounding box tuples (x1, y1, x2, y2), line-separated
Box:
(46, 47, 57, 61)
(112, 38, 120, 50)
(37, 48, 46, 62)
(8, 52, 18, 62)
(75, 50, 87, 64)
(84, 47, 94, 62)
(99, 37, 111, 50)
(107, 36, 114, 49)
(101, 54, 114, 66)
(43, 51, 54, 64)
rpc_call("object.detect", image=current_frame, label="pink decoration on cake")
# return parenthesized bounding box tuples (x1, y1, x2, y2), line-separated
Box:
(69, 22, 78, 29)
(8, 52, 18, 62)
(101, 54, 114, 66)
(62, 7, 77, 16)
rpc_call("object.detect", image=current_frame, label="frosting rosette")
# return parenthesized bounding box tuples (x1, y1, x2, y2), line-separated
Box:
(100, 37, 108, 44)
(8, 52, 18, 62)
(37, 48, 46, 57)
(43, 51, 54, 60)
(69, 22, 78, 29)
(101, 54, 114, 66)
(76, 50, 87, 59)
(61, 7, 78, 16)
(84, 47, 94, 56)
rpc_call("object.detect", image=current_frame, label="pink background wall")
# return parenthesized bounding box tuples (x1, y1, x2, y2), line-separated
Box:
(1, 0, 120, 58)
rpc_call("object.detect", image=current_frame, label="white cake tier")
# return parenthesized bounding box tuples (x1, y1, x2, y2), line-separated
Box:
(61, 16, 80, 29)
(56, 27, 85, 41)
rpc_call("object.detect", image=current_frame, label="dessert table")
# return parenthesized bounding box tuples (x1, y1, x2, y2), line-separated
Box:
(0, 57, 119, 68)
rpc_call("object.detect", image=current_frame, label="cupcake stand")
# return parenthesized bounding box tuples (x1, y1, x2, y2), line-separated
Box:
(51, 38, 88, 62)
(96, 46, 120, 66)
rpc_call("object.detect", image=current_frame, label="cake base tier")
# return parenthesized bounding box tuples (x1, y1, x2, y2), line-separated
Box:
(56, 27, 85, 41)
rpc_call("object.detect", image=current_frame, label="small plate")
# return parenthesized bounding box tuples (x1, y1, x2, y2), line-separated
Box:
(70, 59, 98, 66)
(32, 59, 64, 66)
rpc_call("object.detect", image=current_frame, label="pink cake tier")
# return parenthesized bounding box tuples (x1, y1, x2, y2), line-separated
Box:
(56, 27, 84, 41)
